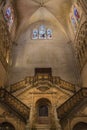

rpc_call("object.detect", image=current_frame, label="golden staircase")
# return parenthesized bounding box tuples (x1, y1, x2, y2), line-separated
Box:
(57, 88, 87, 120)
(0, 87, 87, 128)
(0, 88, 30, 123)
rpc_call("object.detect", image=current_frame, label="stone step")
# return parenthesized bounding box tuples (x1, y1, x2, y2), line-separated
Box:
(37, 117, 50, 124)
(36, 128, 50, 130)
(35, 124, 50, 130)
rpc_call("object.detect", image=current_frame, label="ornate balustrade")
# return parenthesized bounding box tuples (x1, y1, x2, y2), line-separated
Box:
(59, 79, 75, 92)
(57, 88, 87, 120)
(0, 88, 30, 123)
(25, 75, 53, 84)
(10, 75, 75, 93)
(10, 80, 26, 92)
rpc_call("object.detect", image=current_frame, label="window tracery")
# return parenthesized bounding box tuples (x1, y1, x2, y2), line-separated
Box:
(70, 3, 81, 33)
(32, 29, 38, 39)
(2, 3, 14, 32)
(70, 13, 77, 32)
(47, 28, 52, 39)
(73, 5, 80, 22)
(32, 25, 53, 40)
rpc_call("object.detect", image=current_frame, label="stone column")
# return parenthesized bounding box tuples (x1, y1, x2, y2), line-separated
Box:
(54, 106, 62, 130)
(25, 120, 30, 130)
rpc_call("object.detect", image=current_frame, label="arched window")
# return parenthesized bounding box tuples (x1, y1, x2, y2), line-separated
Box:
(32, 29, 38, 39)
(39, 25, 46, 39)
(73, 5, 80, 22)
(3, 5, 14, 32)
(69, 3, 81, 33)
(70, 13, 77, 32)
(47, 29, 52, 39)
(32, 25, 52, 40)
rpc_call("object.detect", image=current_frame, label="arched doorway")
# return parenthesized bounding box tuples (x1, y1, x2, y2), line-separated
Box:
(73, 122, 87, 130)
(39, 104, 48, 117)
(0, 122, 15, 130)
(35, 98, 52, 124)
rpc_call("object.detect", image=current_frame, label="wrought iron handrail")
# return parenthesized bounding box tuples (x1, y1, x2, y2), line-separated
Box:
(57, 88, 87, 119)
(0, 88, 30, 123)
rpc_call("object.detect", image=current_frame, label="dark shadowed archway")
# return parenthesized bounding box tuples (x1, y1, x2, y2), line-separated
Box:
(73, 122, 87, 130)
(0, 122, 15, 130)
(35, 98, 52, 124)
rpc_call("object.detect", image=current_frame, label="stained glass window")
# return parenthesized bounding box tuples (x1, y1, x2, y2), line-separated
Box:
(70, 13, 77, 32)
(3, 6, 14, 32)
(73, 5, 80, 22)
(32, 29, 38, 39)
(47, 29, 52, 39)
(39, 25, 46, 39)
(32, 25, 52, 40)
(70, 3, 81, 33)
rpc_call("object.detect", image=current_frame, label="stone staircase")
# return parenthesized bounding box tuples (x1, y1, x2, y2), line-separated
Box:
(57, 88, 87, 120)
(0, 88, 30, 123)
(35, 124, 50, 130)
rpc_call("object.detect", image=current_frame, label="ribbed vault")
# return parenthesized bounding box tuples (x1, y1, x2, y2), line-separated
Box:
(15, 0, 73, 39)
(9, 0, 79, 85)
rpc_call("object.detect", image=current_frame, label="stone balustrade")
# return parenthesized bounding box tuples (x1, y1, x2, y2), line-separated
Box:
(10, 75, 75, 93)
(0, 88, 30, 123)
(57, 88, 87, 119)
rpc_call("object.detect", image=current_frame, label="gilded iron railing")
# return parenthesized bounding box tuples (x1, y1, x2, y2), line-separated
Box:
(0, 88, 30, 123)
(57, 88, 87, 119)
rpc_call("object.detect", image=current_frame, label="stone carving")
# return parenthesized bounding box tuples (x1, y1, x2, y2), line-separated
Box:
(37, 86, 50, 92)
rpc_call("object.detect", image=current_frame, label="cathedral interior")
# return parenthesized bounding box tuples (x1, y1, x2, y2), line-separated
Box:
(0, 0, 87, 130)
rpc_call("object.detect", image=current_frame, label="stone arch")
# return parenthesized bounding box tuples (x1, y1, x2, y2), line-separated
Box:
(75, 21, 87, 70)
(0, 122, 15, 130)
(35, 98, 52, 124)
(36, 98, 52, 116)
(82, 0, 87, 8)
(79, 0, 87, 12)
(73, 122, 87, 130)
(71, 117, 87, 130)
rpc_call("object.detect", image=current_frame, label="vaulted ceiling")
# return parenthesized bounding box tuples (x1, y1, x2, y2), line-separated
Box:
(15, 0, 74, 39)
(10, 0, 78, 85)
